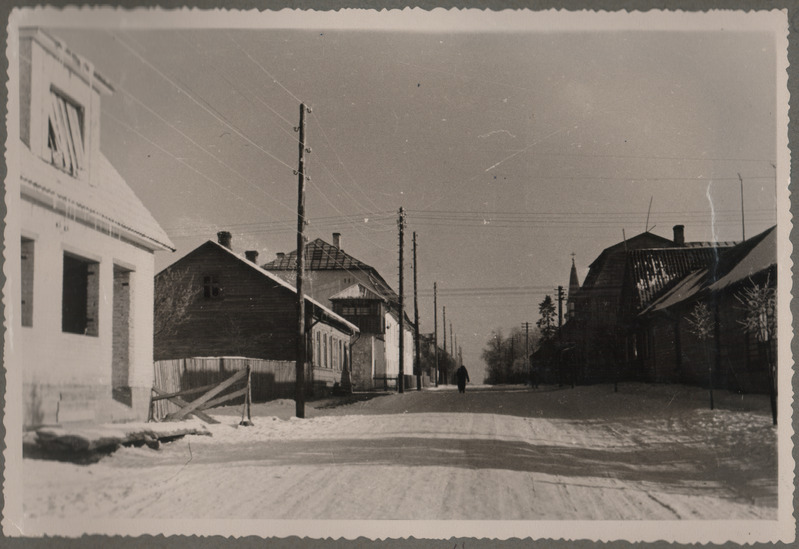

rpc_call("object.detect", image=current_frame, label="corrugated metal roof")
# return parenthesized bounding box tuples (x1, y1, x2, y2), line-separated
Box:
(641, 226, 776, 314)
(20, 141, 174, 251)
(627, 247, 726, 310)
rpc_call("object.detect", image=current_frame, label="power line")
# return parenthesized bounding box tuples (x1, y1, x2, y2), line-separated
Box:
(109, 81, 301, 234)
(226, 31, 304, 106)
(107, 31, 297, 174)
(310, 112, 388, 216)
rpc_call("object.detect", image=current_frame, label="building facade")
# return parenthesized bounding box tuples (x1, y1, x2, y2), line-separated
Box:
(154, 234, 359, 392)
(263, 233, 415, 390)
(10, 28, 174, 427)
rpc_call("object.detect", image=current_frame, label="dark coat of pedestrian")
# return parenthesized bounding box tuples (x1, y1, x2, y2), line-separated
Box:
(455, 365, 470, 393)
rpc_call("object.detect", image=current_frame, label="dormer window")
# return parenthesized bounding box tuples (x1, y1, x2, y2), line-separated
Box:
(48, 88, 85, 177)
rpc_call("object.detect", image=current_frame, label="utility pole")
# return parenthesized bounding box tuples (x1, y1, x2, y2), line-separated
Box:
(413, 232, 421, 391)
(294, 103, 311, 419)
(738, 172, 746, 241)
(397, 207, 406, 393)
(442, 306, 447, 384)
(433, 282, 439, 387)
(522, 321, 531, 386)
(510, 335, 515, 381)
(557, 286, 565, 329)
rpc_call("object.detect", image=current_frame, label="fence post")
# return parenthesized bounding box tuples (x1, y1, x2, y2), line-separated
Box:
(240, 364, 254, 427)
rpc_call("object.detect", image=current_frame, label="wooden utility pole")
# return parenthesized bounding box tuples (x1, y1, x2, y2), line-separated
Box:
(434, 282, 439, 387)
(739, 172, 746, 241)
(294, 103, 311, 419)
(413, 232, 421, 391)
(397, 207, 406, 393)
(442, 305, 447, 384)
(557, 285, 565, 329)
(522, 321, 532, 387)
(450, 322, 454, 358)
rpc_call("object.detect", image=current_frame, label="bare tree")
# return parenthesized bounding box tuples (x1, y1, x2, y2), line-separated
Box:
(685, 302, 715, 410)
(736, 276, 777, 425)
(154, 268, 196, 339)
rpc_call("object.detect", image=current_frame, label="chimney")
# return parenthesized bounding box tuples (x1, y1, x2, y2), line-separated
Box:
(673, 225, 685, 246)
(217, 231, 232, 249)
(277, 252, 285, 259)
(333, 232, 342, 249)
(245, 250, 259, 263)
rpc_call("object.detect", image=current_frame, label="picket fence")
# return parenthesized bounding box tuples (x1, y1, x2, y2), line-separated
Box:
(152, 357, 313, 420)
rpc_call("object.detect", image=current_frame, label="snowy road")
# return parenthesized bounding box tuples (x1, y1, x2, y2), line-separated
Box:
(23, 384, 777, 525)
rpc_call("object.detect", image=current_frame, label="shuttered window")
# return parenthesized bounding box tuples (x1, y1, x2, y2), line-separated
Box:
(47, 89, 85, 177)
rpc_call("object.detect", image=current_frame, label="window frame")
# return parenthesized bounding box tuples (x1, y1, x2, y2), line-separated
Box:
(47, 86, 85, 178)
(203, 275, 222, 299)
(61, 251, 99, 337)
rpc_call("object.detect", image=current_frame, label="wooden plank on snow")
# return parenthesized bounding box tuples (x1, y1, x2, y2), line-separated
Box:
(165, 368, 247, 421)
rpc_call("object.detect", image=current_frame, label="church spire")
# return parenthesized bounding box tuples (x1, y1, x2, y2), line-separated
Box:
(567, 254, 580, 318)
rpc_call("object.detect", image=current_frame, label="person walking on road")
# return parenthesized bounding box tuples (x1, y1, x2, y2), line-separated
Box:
(455, 364, 470, 393)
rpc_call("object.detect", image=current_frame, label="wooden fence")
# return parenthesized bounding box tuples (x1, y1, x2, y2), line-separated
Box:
(152, 357, 313, 420)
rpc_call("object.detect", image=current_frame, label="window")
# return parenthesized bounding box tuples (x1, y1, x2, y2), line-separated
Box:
(48, 88, 85, 177)
(203, 275, 221, 298)
(332, 337, 337, 369)
(62, 253, 99, 336)
(21, 238, 34, 327)
(342, 303, 374, 316)
(315, 331, 321, 366)
(323, 334, 328, 367)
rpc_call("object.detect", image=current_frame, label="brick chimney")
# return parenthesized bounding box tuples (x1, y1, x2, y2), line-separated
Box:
(277, 252, 285, 259)
(217, 231, 232, 249)
(673, 225, 685, 246)
(245, 250, 259, 263)
(333, 232, 342, 249)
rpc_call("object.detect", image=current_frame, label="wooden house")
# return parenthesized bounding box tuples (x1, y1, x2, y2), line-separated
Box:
(154, 233, 359, 392)
(9, 28, 174, 427)
(569, 225, 735, 384)
(263, 233, 415, 390)
(638, 226, 776, 393)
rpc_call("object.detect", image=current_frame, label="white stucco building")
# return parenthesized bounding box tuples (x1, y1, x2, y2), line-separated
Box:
(7, 28, 173, 428)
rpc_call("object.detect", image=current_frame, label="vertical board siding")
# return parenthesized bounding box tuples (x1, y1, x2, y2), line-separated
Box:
(152, 357, 315, 420)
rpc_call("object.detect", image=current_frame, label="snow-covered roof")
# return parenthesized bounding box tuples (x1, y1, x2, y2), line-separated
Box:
(329, 283, 386, 302)
(263, 237, 399, 302)
(641, 226, 776, 315)
(203, 240, 359, 335)
(19, 140, 174, 252)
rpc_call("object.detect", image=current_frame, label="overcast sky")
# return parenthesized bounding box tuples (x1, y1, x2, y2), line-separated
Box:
(20, 9, 784, 379)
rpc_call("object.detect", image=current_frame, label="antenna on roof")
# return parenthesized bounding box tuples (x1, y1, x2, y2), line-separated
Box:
(645, 196, 653, 232)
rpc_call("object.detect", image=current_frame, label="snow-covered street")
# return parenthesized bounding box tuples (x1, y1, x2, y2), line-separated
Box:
(22, 382, 777, 531)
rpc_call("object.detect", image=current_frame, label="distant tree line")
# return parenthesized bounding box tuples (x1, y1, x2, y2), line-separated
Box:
(417, 333, 458, 384)
(481, 327, 540, 384)
(482, 294, 559, 385)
